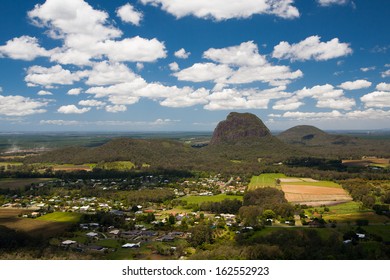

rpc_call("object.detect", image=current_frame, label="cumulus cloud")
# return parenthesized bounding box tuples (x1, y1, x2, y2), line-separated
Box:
(0, 36, 50, 61)
(38, 90, 53, 96)
(317, 0, 348, 6)
(382, 70, 390, 78)
(361, 91, 390, 108)
(174, 41, 302, 87)
(316, 97, 356, 110)
(136, 63, 144, 71)
(28, 0, 122, 41)
(117, 3, 143, 26)
(174, 48, 191, 59)
(282, 110, 343, 120)
(78, 99, 106, 107)
(204, 41, 267, 67)
(140, 0, 299, 20)
(174, 63, 233, 83)
(105, 104, 127, 113)
(0, 95, 47, 116)
(272, 97, 304, 110)
(272, 35, 352, 61)
(338, 79, 372, 90)
(58, 104, 90, 114)
(376, 82, 390, 92)
(25, 65, 83, 88)
(67, 88, 83, 95)
(85, 61, 139, 86)
(169, 62, 180, 72)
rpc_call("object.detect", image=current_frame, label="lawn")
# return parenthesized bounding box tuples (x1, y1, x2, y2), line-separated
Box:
(37, 212, 82, 223)
(178, 194, 243, 205)
(248, 173, 287, 190)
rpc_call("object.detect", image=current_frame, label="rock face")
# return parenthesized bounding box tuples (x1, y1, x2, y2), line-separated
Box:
(210, 112, 271, 145)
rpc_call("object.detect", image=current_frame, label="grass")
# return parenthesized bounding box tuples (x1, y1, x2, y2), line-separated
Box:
(362, 225, 390, 242)
(95, 161, 135, 170)
(248, 227, 341, 241)
(96, 239, 120, 248)
(0, 178, 52, 189)
(37, 212, 82, 223)
(248, 173, 287, 190)
(282, 180, 342, 188)
(178, 194, 243, 205)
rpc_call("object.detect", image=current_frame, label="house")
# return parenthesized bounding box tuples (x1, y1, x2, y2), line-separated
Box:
(157, 235, 175, 242)
(86, 232, 98, 238)
(61, 240, 77, 246)
(122, 242, 141, 248)
(109, 229, 120, 236)
(356, 233, 366, 239)
(343, 240, 352, 244)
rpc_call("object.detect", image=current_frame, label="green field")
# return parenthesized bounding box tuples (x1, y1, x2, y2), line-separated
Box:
(362, 225, 390, 242)
(0, 162, 23, 170)
(95, 161, 135, 170)
(37, 212, 82, 223)
(248, 173, 287, 190)
(178, 194, 243, 205)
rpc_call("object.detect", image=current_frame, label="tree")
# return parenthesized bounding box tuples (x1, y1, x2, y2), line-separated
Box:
(188, 223, 213, 247)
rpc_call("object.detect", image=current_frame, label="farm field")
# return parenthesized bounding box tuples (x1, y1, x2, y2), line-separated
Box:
(0, 208, 72, 238)
(178, 194, 243, 205)
(248, 173, 286, 190)
(249, 173, 352, 206)
(342, 157, 390, 168)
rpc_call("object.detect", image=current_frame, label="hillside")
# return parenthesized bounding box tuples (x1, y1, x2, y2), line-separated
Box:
(277, 125, 390, 158)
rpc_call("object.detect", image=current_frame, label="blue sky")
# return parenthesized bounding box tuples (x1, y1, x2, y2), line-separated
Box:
(0, 0, 389, 132)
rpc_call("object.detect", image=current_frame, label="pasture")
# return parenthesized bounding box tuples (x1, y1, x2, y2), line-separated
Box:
(178, 194, 243, 205)
(0, 208, 72, 238)
(342, 157, 390, 168)
(248, 173, 286, 190)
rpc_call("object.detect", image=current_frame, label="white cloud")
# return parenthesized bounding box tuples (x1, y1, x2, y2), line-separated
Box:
(150, 118, 180, 125)
(228, 65, 302, 86)
(272, 97, 304, 110)
(117, 3, 143, 26)
(316, 97, 356, 110)
(136, 63, 144, 71)
(105, 104, 127, 113)
(140, 0, 300, 20)
(0, 36, 50, 61)
(0, 95, 47, 116)
(160, 88, 209, 108)
(174, 48, 191, 59)
(376, 82, 390, 92)
(99, 36, 166, 62)
(282, 110, 343, 120)
(203, 41, 267, 66)
(317, 0, 348, 6)
(345, 109, 390, 120)
(272, 35, 352, 61)
(338, 79, 372, 90)
(40, 119, 81, 125)
(57, 104, 90, 114)
(382, 70, 390, 78)
(67, 87, 83, 95)
(85, 61, 139, 86)
(28, 0, 122, 41)
(78, 99, 106, 107)
(360, 66, 376, 72)
(361, 91, 390, 108)
(169, 62, 180, 72)
(38, 90, 53, 96)
(174, 63, 233, 83)
(25, 65, 83, 88)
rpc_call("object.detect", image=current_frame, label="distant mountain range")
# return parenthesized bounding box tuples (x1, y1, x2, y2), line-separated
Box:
(23, 112, 390, 169)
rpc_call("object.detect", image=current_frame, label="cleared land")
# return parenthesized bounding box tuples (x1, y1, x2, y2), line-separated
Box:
(249, 173, 352, 206)
(37, 212, 82, 223)
(0, 208, 73, 237)
(248, 173, 286, 190)
(178, 194, 243, 205)
(342, 157, 390, 168)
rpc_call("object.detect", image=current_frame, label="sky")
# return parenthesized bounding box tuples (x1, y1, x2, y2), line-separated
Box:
(0, 0, 389, 132)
